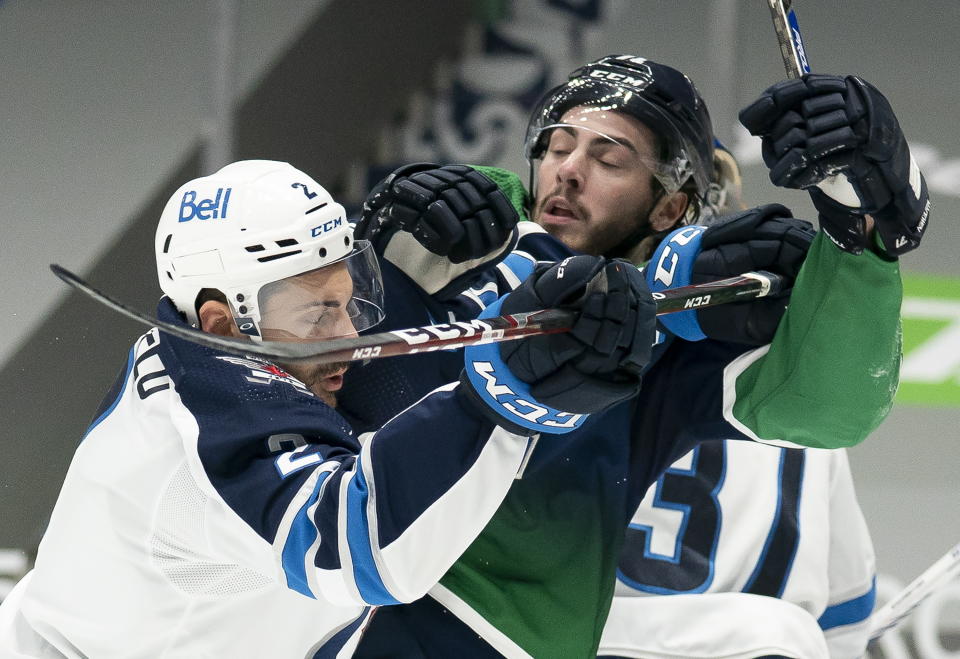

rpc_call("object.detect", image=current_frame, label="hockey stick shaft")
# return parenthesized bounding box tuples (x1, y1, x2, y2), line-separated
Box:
(766, 0, 811, 78)
(276, 271, 783, 364)
(868, 542, 960, 640)
(51, 264, 784, 365)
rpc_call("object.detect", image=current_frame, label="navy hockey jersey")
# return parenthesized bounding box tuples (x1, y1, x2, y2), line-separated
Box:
(0, 300, 533, 658)
(349, 221, 900, 657)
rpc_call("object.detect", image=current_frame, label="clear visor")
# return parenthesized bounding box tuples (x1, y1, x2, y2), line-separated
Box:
(524, 81, 710, 196)
(533, 121, 695, 195)
(255, 240, 384, 342)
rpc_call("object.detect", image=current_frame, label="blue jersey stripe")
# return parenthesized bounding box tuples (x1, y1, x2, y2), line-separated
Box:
(818, 578, 877, 630)
(84, 346, 135, 439)
(281, 472, 332, 598)
(346, 461, 400, 605)
(501, 252, 536, 285)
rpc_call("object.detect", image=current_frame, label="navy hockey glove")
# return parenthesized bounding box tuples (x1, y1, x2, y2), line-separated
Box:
(695, 205, 814, 345)
(739, 74, 930, 257)
(462, 256, 655, 433)
(646, 205, 814, 345)
(357, 163, 519, 263)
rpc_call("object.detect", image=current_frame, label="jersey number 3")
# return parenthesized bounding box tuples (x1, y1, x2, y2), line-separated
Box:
(617, 442, 805, 596)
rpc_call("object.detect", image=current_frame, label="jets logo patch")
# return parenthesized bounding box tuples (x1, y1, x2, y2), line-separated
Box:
(215, 356, 311, 395)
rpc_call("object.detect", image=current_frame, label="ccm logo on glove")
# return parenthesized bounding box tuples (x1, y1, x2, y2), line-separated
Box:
(651, 226, 707, 289)
(470, 361, 584, 430)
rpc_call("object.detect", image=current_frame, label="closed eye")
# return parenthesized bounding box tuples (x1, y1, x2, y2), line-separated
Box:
(303, 299, 363, 325)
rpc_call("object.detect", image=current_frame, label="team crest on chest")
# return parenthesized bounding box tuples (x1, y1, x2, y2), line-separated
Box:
(215, 356, 312, 395)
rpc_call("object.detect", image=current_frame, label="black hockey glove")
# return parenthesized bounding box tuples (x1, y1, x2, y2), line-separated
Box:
(461, 255, 653, 435)
(356, 163, 519, 263)
(694, 204, 815, 345)
(739, 74, 929, 257)
(645, 205, 814, 346)
(496, 256, 654, 415)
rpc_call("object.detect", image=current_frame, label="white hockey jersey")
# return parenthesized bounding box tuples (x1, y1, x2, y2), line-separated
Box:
(0, 300, 531, 659)
(603, 440, 876, 659)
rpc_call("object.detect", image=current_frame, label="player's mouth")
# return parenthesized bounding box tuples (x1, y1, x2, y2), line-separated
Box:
(539, 197, 583, 226)
(318, 365, 349, 392)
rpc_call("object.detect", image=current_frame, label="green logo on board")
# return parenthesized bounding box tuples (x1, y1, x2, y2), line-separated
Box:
(899, 273, 960, 406)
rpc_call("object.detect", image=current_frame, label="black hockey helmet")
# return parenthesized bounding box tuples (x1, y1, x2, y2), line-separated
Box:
(525, 55, 715, 199)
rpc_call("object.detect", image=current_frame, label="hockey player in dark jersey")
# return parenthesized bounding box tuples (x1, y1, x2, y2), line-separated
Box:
(596, 145, 877, 659)
(0, 160, 657, 657)
(349, 55, 928, 658)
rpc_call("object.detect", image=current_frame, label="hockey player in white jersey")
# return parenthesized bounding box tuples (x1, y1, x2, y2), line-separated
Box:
(0, 160, 658, 658)
(603, 443, 875, 659)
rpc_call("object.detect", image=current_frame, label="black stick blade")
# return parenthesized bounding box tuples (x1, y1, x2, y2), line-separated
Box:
(50, 265, 783, 365)
(49, 264, 576, 365)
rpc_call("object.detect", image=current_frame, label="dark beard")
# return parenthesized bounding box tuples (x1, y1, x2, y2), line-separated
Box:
(533, 186, 662, 258)
(313, 361, 350, 379)
(603, 215, 655, 259)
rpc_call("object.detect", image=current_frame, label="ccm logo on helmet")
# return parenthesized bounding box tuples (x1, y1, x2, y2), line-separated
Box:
(310, 217, 343, 237)
(588, 69, 652, 91)
(179, 188, 232, 222)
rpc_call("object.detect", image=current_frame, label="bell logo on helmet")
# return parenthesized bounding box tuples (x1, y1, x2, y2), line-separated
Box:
(310, 217, 344, 237)
(178, 188, 232, 222)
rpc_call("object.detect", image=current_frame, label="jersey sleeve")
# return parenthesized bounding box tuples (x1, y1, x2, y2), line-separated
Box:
(163, 338, 531, 607)
(818, 449, 877, 658)
(722, 232, 902, 449)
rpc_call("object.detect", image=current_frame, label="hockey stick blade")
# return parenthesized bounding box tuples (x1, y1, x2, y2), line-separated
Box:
(51, 264, 784, 365)
(868, 541, 960, 640)
(767, 0, 811, 78)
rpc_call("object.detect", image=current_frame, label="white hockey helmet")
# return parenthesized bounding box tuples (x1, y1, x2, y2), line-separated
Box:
(155, 159, 384, 340)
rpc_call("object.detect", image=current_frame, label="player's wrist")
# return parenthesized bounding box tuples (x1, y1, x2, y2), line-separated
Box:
(814, 173, 861, 208)
(644, 225, 709, 341)
(462, 296, 589, 435)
